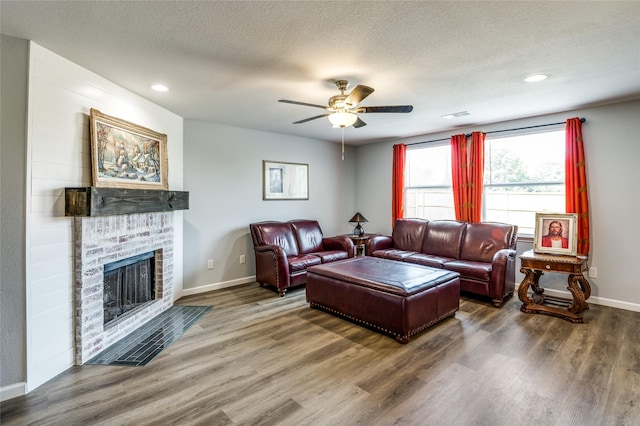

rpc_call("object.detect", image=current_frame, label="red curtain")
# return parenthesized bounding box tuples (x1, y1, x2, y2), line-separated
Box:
(468, 132, 486, 223)
(450, 134, 468, 221)
(392, 144, 406, 226)
(451, 132, 485, 222)
(565, 118, 590, 256)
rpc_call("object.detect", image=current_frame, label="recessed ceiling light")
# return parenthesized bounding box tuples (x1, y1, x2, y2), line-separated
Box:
(151, 84, 169, 92)
(442, 111, 470, 119)
(524, 74, 548, 83)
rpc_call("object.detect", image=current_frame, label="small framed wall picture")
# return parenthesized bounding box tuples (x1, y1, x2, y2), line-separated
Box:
(262, 160, 309, 200)
(533, 212, 578, 256)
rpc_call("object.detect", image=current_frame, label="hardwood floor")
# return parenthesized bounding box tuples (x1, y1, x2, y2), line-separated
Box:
(2, 283, 639, 425)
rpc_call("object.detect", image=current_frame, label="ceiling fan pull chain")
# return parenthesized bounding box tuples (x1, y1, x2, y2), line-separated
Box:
(341, 127, 345, 161)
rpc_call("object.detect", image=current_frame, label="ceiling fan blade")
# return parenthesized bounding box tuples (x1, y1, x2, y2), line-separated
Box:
(353, 117, 367, 128)
(357, 105, 413, 113)
(292, 114, 329, 124)
(345, 85, 374, 107)
(279, 99, 328, 110)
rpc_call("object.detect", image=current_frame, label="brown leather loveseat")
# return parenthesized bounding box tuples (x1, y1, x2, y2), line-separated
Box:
(250, 220, 355, 296)
(366, 219, 518, 306)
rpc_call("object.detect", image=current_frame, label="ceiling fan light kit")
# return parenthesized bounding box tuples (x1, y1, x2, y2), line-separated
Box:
(328, 111, 358, 128)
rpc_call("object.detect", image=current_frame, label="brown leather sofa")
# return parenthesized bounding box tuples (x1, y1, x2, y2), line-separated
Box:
(249, 220, 355, 296)
(366, 218, 518, 306)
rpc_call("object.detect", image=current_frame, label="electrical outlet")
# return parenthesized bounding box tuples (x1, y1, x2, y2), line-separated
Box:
(207, 259, 214, 270)
(240, 254, 246, 264)
(588, 266, 597, 278)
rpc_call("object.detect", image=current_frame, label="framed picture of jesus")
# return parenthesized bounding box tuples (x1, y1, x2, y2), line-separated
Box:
(533, 212, 578, 256)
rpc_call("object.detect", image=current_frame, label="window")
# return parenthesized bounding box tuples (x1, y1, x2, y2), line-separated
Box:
(405, 143, 455, 220)
(483, 130, 565, 234)
(405, 129, 565, 235)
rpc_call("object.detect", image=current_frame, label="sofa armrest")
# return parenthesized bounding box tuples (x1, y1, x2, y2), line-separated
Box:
(489, 248, 517, 299)
(322, 236, 356, 258)
(492, 248, 516, 265)
(254, 244, 290, 290)
(366, 235, 392, 256)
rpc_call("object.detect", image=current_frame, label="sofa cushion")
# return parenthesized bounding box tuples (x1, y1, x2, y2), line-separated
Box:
(311, 250, 349, 263)
(290, 220, 324, 254)
(422, 220, 466, 259)
(251, 221, 299, 256)
(442, 259, 492, 282)
(288, 254, 322, 272)
(459, 222, 515, 263)
(392, 218, 429, 252)
(405, 253, 454, 269)
(371, 249, 417, 261)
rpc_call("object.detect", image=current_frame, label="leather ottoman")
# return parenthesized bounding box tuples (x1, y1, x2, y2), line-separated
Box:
(306, 257, 460, 343)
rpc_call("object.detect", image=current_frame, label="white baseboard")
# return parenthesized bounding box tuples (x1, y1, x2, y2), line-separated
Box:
(181, 278, 640, 312)
(1, 382, 26, 401)
(589, 295, 640, 312)
(182, 278, 640, 312)
(515, 285, 640, 312)
(181, 275, 256, 297)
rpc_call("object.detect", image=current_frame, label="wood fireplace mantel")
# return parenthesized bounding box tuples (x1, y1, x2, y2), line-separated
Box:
(65, 187, 189, 217)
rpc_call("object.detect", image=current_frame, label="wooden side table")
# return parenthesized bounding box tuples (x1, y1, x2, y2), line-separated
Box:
(344, 234, 374, 257)
(518, 249, 591, 323)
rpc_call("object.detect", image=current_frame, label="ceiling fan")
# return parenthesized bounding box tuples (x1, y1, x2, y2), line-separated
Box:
(278, 80, 413, 128)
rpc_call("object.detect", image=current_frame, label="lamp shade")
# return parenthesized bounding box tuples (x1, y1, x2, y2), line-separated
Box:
(349, 212, 368, 223)
(328, 111, 358, 128)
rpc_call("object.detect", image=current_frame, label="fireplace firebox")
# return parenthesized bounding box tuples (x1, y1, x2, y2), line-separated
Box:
(103, 251, 156, 325)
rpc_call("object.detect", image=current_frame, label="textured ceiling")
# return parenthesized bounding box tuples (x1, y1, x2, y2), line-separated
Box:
(2, 1, 639, 145)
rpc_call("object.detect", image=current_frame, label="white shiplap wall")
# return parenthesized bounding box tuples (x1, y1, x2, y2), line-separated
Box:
(26, 43, 184, 391)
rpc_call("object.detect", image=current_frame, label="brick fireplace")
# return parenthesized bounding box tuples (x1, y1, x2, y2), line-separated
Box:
(73, 211, 175, 364)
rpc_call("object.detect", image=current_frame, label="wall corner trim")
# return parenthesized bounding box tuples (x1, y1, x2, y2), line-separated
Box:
(1, 382, 27, 401)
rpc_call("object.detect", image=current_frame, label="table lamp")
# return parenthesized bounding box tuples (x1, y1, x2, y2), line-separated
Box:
(349, 212, 368, 237)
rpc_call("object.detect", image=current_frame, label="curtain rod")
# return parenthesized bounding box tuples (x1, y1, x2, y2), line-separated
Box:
(407, 117, 586, 147)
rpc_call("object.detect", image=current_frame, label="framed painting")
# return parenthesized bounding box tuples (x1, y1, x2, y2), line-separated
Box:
(263, 160, 309, 200)
(533, 213, 578, 256)
(90, 108, 168, 190)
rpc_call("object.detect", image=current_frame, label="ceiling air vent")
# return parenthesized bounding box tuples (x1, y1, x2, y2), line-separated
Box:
(442, 111, 470, 119)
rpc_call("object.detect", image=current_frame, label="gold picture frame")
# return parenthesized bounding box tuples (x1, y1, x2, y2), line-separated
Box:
(533, 212, 578, 256)
(90, 108, 168, 190)
(262, 160, 309, 200)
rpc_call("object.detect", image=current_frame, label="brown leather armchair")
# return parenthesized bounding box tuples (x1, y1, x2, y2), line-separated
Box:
(249, 220, 355, 296)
